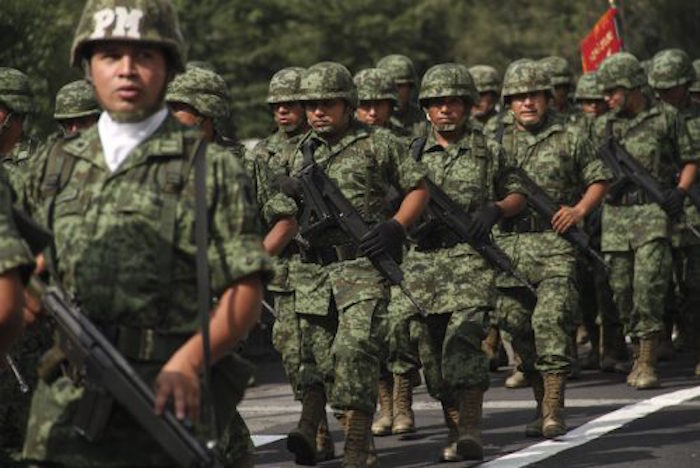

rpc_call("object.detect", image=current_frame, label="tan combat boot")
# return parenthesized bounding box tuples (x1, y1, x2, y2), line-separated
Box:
(439, 398, 460, 462)
(455, 388, 484, 460)
(635, 334, 660, 389)
(287, 386, 326, 465)
(371, 377, 393, 436)
(316, 411, 335, 462)
(505, 353, 530, 389)
(541, 373, 566, 439)
(482, 325, 501, 371)
(525, 373, 544, 437)
(391, 373, 415, 435)
(342, 409, 373, 468)
(626, 341, 640, 386)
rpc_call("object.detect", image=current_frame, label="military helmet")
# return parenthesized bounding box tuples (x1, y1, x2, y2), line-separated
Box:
(71, 0, 186, 72)
(354, 68, 398, 103)
(597, 52, 647, 90)
(648, 49, 695, 90)
(299, 62, 357, 107)
(376, 54, 418, 84)
(54, 80, 101, 119)
(418, 63, 478, 106)
(267, 67, 305, 104)
(574, 72, 603, 101)
(166, 66, 230, 119)
(501, 59, 551, 99)
(186, 61, 215, 72)
(538, 56, 574, 87)
(468, 65, 501, 94)
(692, 59, 700, 93)
(0, 68, 33, 114)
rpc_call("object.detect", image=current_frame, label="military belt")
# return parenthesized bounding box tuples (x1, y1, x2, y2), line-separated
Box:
(300, 243, 359, 266)
(608, 188, 651, 206)
(415, 230, 461, 252)
(500, 215, 551, 233)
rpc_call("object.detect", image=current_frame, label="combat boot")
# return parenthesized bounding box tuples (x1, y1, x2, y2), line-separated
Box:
(601, 325, 630, 374)
(316, 411, 335, 462)
(287, 386, 326, 465)
(391, 373, 415, 435)
(580, 325, 600, 370)
(541, 373, 566, 439)
(525, 373, 544, 437)
(371, 377, 393, 436)
(455, 388, 484, 460)
(482, 325, 501, 372)
(342, 409, 373, 468)
(439, 398, 460, 462)
(505, 353, 529, 389)
(635, 334, 660, 389)
(656, 327, 674, 362)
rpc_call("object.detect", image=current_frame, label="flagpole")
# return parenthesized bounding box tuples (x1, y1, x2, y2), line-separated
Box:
(611, 0, 625, 51)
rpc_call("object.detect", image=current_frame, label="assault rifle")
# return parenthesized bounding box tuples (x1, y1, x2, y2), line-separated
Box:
(419, 178, 536, 295)
(599, 123, 700, 239)
(296, 141, 427, 317)
(42, 285, 223, 468)
(508, 167, 609, 273)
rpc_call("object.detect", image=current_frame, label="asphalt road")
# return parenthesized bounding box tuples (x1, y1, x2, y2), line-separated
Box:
(239, 347, 700, 467)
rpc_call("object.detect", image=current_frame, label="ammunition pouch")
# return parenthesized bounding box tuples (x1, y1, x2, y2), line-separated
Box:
(606, 187, 651, 206)
(500, 214, 551, 233)
(414, 227, 462, 252)
(300, 243, 359, 266)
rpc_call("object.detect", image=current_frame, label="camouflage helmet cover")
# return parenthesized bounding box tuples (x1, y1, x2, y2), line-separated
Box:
(574, 72, 603, 101)
(538, 56, 574, 87)
(353, 68, 398, 103)
(267, 67, 305, 104)
(0, 67, 33, 114)
(54, 80, 101, 119)
(299, 62, 358, 107)
(71, 0, 187, 72)
(692, 59, 700, 93)
(468, 65, 501, 94)
(501, 59, 551, 99)
(597, 52, 646, 90)
(418, 63, 478, 105)
(376, 54, 418, 84)
(166, 66, 230, 119)
(648, 48, 695, 89)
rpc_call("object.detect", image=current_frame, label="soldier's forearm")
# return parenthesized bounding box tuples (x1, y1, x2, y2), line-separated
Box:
(393, 180, 429, 228)
(678, 162, 697, 192)
(263, 216, 298, 256)
(0, 270, 24, 357)
(576, 181, 608, 216)
(497, 193, 527, 218)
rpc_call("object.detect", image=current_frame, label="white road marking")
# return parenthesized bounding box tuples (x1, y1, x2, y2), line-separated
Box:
(482, 384, 700, 467)
(251, 435, 286, 447)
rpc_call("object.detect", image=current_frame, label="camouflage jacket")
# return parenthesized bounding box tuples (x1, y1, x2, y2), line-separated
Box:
(390, 101, 427, 137)
(674, 101, 700, 246)
(0, 167, 33, 276)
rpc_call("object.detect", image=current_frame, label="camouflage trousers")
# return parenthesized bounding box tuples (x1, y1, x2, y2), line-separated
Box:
(298, 308, 337, 399)
(271, 291, 301, 400)
(386, 290, 422, 376)
(676, 245, 700, 345)
(606, 239, 672, 339)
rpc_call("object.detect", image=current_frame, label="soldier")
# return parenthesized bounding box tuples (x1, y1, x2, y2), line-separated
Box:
(0, 68, 36, 193)
(648, 48, 700, 376)
(574, 72, 608, 119)
(469, 64, 501, 126)
(539, 56, 576, 116)
(354, 67, 410, 139)
(495, 59, 609, 438)
(376, 54, 427, 136)
(273, 61, 428, 467)
(19, 1, 273, 466)
(54, 80, 101, 135)
(595, 52, 697, 390)
(394, 63, 525, 461)
(692, 60, 700, 105)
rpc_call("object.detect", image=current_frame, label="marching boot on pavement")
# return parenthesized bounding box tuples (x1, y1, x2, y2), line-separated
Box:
(439, 398, 461, 462)
(391, 372, 416, 435)
(316, 412, 336, 462)
(505, 353, 529, 389)
(601, 324, 629, 373)
(342, 410, 374, 468)
(287, 386, 328, 465)
(634, 334, 660, 389)
(541, 373, 567, 438)
(482, 325, 502, 371)
(580, 325, 601, 370)
(456, 388, 485, 461)
(525, 373, 545, 437)
(371, 376, 394, 436)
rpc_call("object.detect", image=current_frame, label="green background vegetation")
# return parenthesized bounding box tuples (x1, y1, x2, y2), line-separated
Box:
(2, 0, 699, 139)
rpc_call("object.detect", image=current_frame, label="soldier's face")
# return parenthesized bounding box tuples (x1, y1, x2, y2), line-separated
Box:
(168, 101, 215, 141)
(656, 85, 689, 109)
(471, 92, 497, 118)
(356, 100, 393, 127)
(396, 83, 413, 108)
(552, 85, 570, 108)
(426, 96, 468, 132)
(0, 105, 23, 153)
(273, 101, 305, 132)
(58, 115, 99, 135)
(603, 87, 626, 111)
(89, 42, 168, 116)
(578, 99, 608, 118)
(304, 99, 350, 135)
(510, 91, 548, 129)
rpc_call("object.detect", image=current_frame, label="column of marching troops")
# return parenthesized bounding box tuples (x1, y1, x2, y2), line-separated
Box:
(0, 1, 699, 467)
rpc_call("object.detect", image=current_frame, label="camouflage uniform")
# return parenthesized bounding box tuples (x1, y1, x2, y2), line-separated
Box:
(54, 80, 101, 122)
(595, 52, 696, 389)
(21, 1, 272, 466)
(376, 54, 427, 137)
(538, 56, 576, 117)
(691, 60, 700, 104)
(354, 67, 411, 141)
(495, 60, 609, 437)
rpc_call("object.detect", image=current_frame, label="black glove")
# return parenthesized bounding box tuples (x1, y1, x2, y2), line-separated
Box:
(274, 174, 303, 202)
(469, 203, 503, 241)
(359, 219, 406, 261)
(662, 187, 686, 219)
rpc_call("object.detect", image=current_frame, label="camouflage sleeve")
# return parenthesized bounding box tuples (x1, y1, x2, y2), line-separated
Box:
(0, 170, 34, 276)
(571, 128, 611, 187)
(490, 139, 522, 198)
(380, 131, 427, 193)
(207, 145, 274, 294)
(671, 109, 699, 164)
(244, 145, 297, 228)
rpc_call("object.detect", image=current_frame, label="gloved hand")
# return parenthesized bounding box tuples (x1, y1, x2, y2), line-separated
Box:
(359, 219, 406, 261)
(274, 174, 303, 202)
(662, 187, 686, 219)
(468, 203, 503, 241)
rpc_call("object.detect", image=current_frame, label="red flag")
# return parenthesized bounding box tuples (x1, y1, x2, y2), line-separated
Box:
(580, 8, 623, 72)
